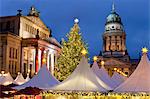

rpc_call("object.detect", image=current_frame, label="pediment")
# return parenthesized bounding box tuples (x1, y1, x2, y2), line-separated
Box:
(24, 16, 49, 31)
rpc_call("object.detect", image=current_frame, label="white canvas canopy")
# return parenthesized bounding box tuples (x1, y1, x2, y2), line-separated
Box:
(0, 74, 5, 84)
(114, 52, 150, 92)
(111, 72, 126, 88)
(13, 65, 59, 90)
(25, 73, 30, 82)
(14, 73, 26, 85)
(91, 62, 116, 89)
(49, 57, 112, 92)
(0, 72, 14, 85)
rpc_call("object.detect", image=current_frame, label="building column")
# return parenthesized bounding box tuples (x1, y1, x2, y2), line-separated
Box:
(109, 36, 111, 51)
(41, 48, 45, 67)
(51, 53, 54, 75)
(35, 47, 39, 73)
(55, 54, 57, 66)
(21, 47, 24, 73)
(33, 49, 36, 74)
(27, 49, 29, 73)
(38, 49, 41, 70)
(47, 51, 50, 70)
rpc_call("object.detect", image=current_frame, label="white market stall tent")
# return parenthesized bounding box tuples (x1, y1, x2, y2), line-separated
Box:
(0, 72, 15, 85)
(13, 65, 59, 90)
(91, 61, 116, 89)
(114, 51, 150, 92)
(25, 73, 30, 82)
(0, 74, 5, 84)
(48, 56, 112, 92)
(111, 72, 126, 88)
(14, 73, 26, 85)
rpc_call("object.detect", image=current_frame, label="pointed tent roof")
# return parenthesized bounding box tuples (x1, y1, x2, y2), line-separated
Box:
(14, 73, 26, 85)
(0, 72, 14, 85)
(91, 62, 116, 89)
(25, 74, 30, 82)
(114, 53, 150, 92)
(49, 57, 112, 92)
(111, 72, 126, 88)
(13, 65, 59, 90)
(0, 74, 5, 84)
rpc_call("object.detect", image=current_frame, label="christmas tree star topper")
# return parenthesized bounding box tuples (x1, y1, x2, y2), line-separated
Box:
(93, 56, 98, 61)
(74, 18, 79, 24)
(81, 49, 87, 56)
(142, 47, 148, 53)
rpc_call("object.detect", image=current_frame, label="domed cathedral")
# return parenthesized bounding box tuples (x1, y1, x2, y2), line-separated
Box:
(103, 3, 129, 61)
(98, 3, 138, 77)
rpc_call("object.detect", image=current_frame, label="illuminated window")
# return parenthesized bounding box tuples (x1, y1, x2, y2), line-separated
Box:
(117, 45, 119, 51)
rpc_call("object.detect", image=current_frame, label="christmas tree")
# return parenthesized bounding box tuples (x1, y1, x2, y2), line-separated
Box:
(54, 19, 88, 81)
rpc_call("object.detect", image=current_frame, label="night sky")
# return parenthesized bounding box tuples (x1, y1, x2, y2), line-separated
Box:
(0, 0, 149, 59)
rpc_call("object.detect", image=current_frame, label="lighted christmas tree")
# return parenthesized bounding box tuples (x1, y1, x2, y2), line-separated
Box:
(54, 19, 88, 81)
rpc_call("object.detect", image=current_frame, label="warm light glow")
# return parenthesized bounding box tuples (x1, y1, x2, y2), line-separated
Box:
(114, 68, 117, 71)
(115, 68, 128, 77)
(18, 72, 20, 74)
(142, 47, 148, 53)
(28, 69, 30, 73)
(93, 56, 98, 61)
(1, 71, 4, 74)
(3, 81, 12, 86)
(42, 58, 46, 63)
(101, 61, 105, 66)
(27, 73, 29, 75)
(44, 50, 47, 53)
(81, 49, 87, 55)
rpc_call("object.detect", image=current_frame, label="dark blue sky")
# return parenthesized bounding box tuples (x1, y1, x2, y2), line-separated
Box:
(0, 0, 149, 59)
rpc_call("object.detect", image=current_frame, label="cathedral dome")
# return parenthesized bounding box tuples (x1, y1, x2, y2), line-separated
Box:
(106, 11, 122, 24)
(104, 3, 124, 32)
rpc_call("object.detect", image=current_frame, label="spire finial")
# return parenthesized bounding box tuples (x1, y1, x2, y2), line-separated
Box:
(112, 1, 115, 12)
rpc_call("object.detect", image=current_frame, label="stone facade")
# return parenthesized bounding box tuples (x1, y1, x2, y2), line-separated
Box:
(0, 6, 61, 78)
(0, 32, 21, 77)
(98, 4, 138, 77)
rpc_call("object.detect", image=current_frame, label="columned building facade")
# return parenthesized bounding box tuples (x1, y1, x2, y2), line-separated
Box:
(0, 6, 61, 77)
